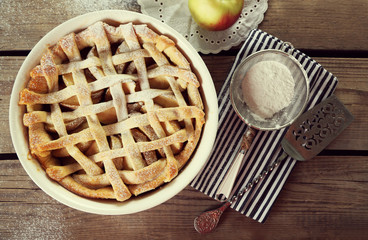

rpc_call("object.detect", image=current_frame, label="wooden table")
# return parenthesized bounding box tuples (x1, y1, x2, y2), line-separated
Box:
(1, 1, 367, 239)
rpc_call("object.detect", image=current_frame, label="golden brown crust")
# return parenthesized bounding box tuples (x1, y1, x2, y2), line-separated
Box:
(19, 21, 205, 201)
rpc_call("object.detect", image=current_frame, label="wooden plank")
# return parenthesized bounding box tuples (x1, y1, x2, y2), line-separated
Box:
(1, 56, 367, 153)
(1, 155, 367, 239)
(0, 57, 23, 154)
(315, 58, 368, 150)
(259, 0, 368, 51)
(1, 0, 368, 52)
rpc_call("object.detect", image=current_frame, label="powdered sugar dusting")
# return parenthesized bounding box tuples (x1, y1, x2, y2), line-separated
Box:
(64, 0, 140, 15)
(9, 204, 79, 240)
(1, 0, 140, 50)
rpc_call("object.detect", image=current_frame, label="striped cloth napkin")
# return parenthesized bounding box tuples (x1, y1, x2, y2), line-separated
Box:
(190, 29, 338, 223)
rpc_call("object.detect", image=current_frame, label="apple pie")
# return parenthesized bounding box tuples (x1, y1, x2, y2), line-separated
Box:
(18, 21, 205, 202)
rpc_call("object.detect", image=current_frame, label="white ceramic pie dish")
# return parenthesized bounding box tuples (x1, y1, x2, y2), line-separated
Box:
(9, 10, 218, 215)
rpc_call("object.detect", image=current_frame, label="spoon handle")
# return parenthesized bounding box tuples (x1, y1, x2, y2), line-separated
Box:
(194, 128, 257, 234)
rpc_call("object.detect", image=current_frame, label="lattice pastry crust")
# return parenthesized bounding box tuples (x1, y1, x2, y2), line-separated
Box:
(19, 21, 205, 201)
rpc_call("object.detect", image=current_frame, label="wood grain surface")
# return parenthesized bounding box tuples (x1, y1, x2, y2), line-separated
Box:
(1, 155, 367, 239)
(259, 0, 368, 51)
(1, 0, 367, 239)
(1, 0, 368, 51)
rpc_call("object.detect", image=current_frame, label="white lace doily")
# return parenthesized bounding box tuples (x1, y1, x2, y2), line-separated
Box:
(138, 0, 268, 54)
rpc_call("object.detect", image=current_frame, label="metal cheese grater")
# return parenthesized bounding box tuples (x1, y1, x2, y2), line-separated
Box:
(194, 94, 353, 234)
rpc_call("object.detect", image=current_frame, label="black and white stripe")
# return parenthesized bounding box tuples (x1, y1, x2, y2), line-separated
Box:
(191, 29, 338, 223)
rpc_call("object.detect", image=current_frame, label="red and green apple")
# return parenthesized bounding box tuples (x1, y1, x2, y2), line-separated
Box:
(188, 0, 244, 31)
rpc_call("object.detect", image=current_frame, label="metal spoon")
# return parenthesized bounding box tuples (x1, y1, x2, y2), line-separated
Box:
(194, 128, 256, 234)
(194, 150, 286, 234)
